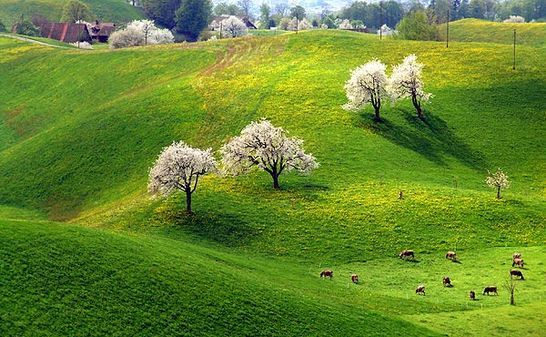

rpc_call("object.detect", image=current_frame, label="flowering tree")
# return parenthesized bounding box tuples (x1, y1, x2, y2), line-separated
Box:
(109, 20, 174, 49)
(221, 16, 248, 38)
(148, 142, 217, 214)
(343, 59, 389, 122)
(298, 18, 312, 30)
(221, 120, 319, 189)
(338, 19, 353, 30)
(388, 54, 432, 119)
(503, 15, 525, 23)
(109, 26, 145, 48)
(486, 168, 510, 199)
(287, 17, 299, 31)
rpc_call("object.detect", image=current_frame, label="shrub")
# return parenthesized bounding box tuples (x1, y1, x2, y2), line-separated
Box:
(395, 11, 439, 41)
(14, 20, 41, 37)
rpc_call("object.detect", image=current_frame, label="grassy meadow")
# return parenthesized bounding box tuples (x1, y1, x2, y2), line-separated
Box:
(0, 0, 143, 26)
(439, 18, 546, 47)
(0, 25, 545, 336)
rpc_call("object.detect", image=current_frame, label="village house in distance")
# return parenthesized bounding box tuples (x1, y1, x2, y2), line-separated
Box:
(32, 20, 116, 44)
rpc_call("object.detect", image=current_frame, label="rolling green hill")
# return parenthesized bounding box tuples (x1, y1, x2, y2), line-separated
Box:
(0, 0, 143, 27)
(0, 29, 545, 336)
(439, 18, 546, 47)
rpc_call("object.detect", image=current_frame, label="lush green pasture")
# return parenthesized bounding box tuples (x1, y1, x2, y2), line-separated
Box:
(0, 29, 545, 335)
(0, 0, 143, 26)
(0, 218, 440, 336)
(439, 18, 546, 47)
(1, 216, 545, 336)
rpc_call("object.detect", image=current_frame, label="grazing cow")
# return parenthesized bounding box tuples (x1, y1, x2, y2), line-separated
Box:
(512, 258, 525, 268)
(320, 270, 333, 279)
(483, 286, 498, 295)
(399, 250, 415, 260)
(469, 291, 476, 300)
(442, 276, 452, 287)
(510, 269, 524, 280)
(513, 252, 521, 260)
(351, 274, 359, 284)
(416, 285, 426, 295)
(445, 251, 457, 261)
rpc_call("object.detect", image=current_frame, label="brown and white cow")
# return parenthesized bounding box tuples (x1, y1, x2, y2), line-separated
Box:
(445, 251, 457, 261)
(351, 274, 359, 284)
(483, 286, 498, 295)
(416, 285, 426, 295)
(469, 291, 476, 300)
(442, 276, 452, 287)
(512, 258, 525, 268)
(510, 269, 524, 280)
(399, 250, 415, 260)
(320, 270, 333, 279)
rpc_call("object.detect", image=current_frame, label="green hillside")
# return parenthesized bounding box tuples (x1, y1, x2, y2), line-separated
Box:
(0, 29, 545, 335)
(440, 18, 546, 47)
(0, 0, 143, 27)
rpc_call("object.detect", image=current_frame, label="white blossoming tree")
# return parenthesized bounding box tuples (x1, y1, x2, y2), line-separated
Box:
(486, 168, 510, 199)
(503, 15, 525, 23)
(388, 54, 432, 119)
(109, 19, 174, 49)
(221, 120, 319, 189)
(221, 16, 248, 38)
(343, 59, 389, 122)
(338, 19, 353, 30)
(287, 17, 299, 31)
(148, 142, 217, 214)
(298, 18, 312, 30)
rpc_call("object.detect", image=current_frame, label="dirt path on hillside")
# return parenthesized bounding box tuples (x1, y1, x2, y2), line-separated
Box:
(0, 33, 70, 49)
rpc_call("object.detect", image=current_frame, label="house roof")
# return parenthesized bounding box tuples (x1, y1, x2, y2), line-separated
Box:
(40, 23, 90, 43)
(210, 15, 257, 29)
(90, 22, 116, 37)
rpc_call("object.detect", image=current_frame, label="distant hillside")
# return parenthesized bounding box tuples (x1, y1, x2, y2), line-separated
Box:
(0, 0, 143, 27)
(439, 18, 546, 47)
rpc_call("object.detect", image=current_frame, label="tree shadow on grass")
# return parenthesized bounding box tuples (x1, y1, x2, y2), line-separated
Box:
(359, 110, 486, 170)
(155, 205, 259, 247)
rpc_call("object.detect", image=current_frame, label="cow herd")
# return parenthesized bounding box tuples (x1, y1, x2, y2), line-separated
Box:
(319, 250, 528, 300)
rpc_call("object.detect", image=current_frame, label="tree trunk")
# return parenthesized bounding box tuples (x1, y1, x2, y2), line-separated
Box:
(497, 186, 501, 199)
(412, 95, 423, 119)
(510, 291, 515, 305)
(374, 106, 381, 122)
(185, 190, 192, 214)
(272, 173, 280, 189)
(272, 174, 281, 190)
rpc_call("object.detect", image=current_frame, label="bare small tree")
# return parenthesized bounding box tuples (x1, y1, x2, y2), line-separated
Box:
(485, 168, 510, 199)
(238, 0, 253, 18)
(504, 277, 517, 305)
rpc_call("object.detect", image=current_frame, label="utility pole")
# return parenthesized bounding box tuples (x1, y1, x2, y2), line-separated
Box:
(446, 9, 450, 48)
(379, 1, 383, 40)
(513, 29, 516, 70)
